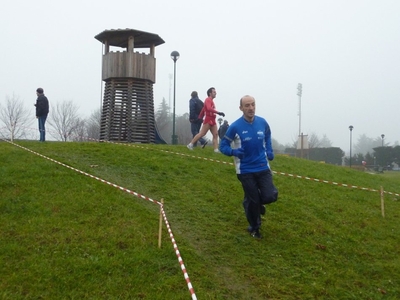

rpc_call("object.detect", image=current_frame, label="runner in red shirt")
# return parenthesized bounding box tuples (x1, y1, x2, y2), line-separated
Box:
(187, 87, 225, 152)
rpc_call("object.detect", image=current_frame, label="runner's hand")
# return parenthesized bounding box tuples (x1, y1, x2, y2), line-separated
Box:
(232, 148, 244, 158)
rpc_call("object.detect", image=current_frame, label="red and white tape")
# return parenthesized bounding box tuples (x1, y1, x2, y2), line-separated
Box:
(2, 138, 197, 300)
(159, 149, 400, 198)
(11, 125, 400, 198)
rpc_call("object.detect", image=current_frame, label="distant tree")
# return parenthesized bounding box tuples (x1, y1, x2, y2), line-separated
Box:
(48, 100, 80, 141)
(309, 147, 344, 165)
(392, 146, 400, 164)
(354, 134, 371, 155)
(354, 134, 383, 155)
(308, 132, 332, 148)
(0, 94, 32, 141)
(284, 137, 298, 156)
(290, 132, 332, 150)
(374, 136, 388, 147)
(176, 113, 192, 145)
(320, 134, 333, 148)
(71, 118, 86, 142)
(308, 132, 321, 148)
(286, 141, 297, 149)
(155, 97, 171, 143)
(365, 152, 374, 165)
(354, 153, 364, 165)
(272, 138, 285, 153)
(373, 146, 395, 167)
(86, 108, 101, 140)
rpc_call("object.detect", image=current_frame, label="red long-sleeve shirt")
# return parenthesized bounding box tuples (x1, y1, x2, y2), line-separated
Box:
(199, 97, 218, 119)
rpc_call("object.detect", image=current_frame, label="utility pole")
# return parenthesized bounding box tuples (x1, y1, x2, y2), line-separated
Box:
(297, 83, 303, 157)
(297, 83, 302, 137)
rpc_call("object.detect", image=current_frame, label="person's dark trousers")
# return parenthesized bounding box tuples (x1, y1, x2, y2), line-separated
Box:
(190, 121, 206, 147)
(237, 169, 278, 231)
(38, 115, 47, 141)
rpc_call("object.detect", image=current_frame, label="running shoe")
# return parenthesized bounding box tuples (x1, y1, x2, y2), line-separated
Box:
(250, 229, 262, 239)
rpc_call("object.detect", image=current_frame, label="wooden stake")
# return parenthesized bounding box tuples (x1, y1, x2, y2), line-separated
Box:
(380, 186, 385, 218)
(158, 198, 164, 248)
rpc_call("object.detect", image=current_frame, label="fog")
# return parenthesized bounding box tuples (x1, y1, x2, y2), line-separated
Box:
(1, 0, 399, 152)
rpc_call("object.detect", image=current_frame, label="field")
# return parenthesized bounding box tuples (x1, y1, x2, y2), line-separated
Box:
(1, 140, 399, 299)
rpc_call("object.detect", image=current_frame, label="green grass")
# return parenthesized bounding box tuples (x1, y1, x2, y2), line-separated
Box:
(1, 140, 399, 299)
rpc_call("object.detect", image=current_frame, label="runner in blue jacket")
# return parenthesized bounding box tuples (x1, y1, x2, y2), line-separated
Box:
(220, 95, 278, 238)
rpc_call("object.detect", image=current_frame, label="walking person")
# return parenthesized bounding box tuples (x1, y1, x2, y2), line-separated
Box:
(220, 95, 278, 238)
(218, 120, 229, 140)
(189, 91, 207, 147)
(34, 88, 49, 142)
(187, 87, 225, 153)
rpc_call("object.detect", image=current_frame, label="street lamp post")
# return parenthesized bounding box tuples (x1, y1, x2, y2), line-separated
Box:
(381, 134, 385, 147)
(170, 51, 180, 145)
(349, 125, 354, 168)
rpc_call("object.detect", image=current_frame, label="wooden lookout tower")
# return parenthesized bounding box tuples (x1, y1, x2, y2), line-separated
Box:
(95, 29, 165, 143)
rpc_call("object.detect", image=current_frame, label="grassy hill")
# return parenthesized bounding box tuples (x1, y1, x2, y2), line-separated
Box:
(1, 140, 399, 299)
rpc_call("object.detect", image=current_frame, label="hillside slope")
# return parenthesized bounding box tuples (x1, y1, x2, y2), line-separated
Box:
(1, 140, 399, 299)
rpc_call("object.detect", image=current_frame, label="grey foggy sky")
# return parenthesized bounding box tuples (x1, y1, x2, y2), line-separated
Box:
(1, 0, 399, 152)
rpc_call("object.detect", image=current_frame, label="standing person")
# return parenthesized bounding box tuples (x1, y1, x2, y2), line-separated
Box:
(187, 87, 225, 153)
(220, 95, 278, 239)
(34, 87, 49, 142)
(218, 120, 229, 140)
(189, 91, 208, 148)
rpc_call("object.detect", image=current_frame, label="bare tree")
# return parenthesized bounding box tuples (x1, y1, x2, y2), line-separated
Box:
(48, 100, 80, 141)
(289, 132, 332, 151)
(0, 94, 33, 141)
(308, 132, 332, 148)
(71, 118, 86, 142)
(86, 108, 101, 141)
(308, 132, 321, 148)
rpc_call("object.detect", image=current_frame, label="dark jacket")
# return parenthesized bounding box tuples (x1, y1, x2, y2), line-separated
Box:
(189, 96, 203, 124)
(36, 94, 49, 117)
(218, 123, 229, 139)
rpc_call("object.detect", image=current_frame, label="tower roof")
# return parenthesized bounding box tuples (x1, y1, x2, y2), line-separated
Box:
(95, 28, 165, 48)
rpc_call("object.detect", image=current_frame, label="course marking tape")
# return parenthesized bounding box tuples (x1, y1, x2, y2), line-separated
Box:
(50, 132, 400, 198)
(273, 170, 383, 193)
(2, 138, 197, 300)
(13, 127, 400, 198)
(159, 148, 400, 198)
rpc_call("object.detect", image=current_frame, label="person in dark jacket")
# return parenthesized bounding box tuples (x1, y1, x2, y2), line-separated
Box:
(34, 87, 49, 142)
(218, 120, 229, 140)
(189, 91, 207, 147)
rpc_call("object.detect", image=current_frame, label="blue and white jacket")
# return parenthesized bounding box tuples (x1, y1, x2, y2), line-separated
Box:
(220, 115, 273, 174)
